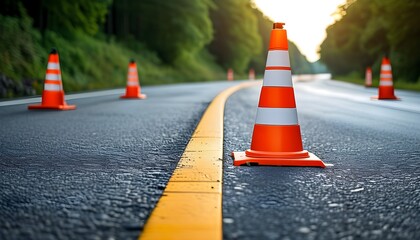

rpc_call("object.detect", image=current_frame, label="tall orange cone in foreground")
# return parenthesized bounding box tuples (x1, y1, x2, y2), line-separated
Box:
(232, 23, 326, 168)
(120, 59, 146, 99)
(365, 67, 372, 87)
(28, 49, 76, 110)
(372, 57, 398, 100)
(227, 68, 234, 81)
(249, 68, 255, 80)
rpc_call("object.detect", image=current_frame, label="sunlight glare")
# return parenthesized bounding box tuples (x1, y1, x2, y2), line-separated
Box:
(253, 0, 346, 62)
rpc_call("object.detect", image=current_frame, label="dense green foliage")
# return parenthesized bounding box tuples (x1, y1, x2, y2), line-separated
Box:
(0, 0, 313, 98)
(111, 0, 214, 64)
(209, 0, 261, 72)
(0, 13, 43, 82)
(320, 0, 420, 83)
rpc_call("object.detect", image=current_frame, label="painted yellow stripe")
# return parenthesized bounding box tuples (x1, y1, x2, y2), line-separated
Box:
(139, 81, 261, 240)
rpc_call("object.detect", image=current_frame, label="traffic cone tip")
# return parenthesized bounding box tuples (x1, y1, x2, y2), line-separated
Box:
(273, 22, 285, 29)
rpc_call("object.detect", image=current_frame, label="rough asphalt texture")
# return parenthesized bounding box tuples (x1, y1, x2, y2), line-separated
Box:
(0, 81, 236, 240)
(223, 79, 420, 239)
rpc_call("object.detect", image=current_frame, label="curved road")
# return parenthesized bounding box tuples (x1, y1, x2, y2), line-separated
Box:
(1, 78, 420, 239)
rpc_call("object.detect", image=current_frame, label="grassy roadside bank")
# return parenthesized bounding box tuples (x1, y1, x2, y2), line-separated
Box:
(0, 1, 319, 99)
(0, 14, 226, 98)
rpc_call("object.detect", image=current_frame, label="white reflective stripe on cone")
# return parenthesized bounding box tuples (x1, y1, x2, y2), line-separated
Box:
(44, 84, 61, 91)
(380, 73, 392, 79)
(45, 74, 60, 81)
(266, 50, 290, 68)
(129, 68, 137, 72)
(127, 82, 138, 86)
(382, 64, 391, 71)
(255, 107, 298, 125)
(47, 63, 60, 70)
(128, 75, 137, 79)
(263, 70, 293, 87)
(380, 81, 393, 86)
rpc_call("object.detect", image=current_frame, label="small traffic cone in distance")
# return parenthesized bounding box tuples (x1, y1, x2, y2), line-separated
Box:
(231, 22, 326, 168)
(249, 68, 255, 80)
(227, 68, 234, 81)
(365, 67, 372, 87)
(372, 56, 399, 100)
(120, 59, 146, 99)
(28, 48, 76, 110)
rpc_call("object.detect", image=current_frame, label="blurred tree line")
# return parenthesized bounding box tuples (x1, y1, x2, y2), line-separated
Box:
(0, 0, 313, 98)
(320, 0, 420, 83)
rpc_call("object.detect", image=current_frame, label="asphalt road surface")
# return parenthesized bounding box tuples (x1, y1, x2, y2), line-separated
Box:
(1, 78, 419, 239)
(223, 78, 420, 239)
(0, 81, 237, 240)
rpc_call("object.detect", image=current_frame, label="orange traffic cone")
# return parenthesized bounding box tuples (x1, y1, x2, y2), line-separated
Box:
(120, 59, 146, 99)
(372, 57, 398, 100)
(365, 67, 372, 87)
(28, 49, 76, 110)
(231, 23, 326, 168)
(227, 68, 234, 81)
(249, 68, 255, 80)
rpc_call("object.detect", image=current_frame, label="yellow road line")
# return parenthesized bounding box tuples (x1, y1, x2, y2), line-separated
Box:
(139, 81, 261, 240)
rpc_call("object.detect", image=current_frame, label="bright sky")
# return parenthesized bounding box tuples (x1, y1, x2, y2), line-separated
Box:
(253, 0, 346, 62)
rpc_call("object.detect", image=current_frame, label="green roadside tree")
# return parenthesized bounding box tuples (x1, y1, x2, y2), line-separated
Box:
(209, 0, 262, 73)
